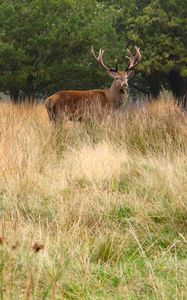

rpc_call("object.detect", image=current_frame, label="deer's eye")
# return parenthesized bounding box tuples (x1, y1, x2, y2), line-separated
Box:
(116, 78, 120, 80)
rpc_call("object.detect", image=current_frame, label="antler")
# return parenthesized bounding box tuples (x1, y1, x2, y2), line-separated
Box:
(91, 46, 118, 72)
(125, 46, 141, 71)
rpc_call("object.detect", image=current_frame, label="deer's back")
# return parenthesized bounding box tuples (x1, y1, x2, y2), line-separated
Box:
(45, 89, 110, 120)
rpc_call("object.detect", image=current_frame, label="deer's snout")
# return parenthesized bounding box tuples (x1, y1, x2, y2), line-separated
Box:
(121, 82, 128, 89)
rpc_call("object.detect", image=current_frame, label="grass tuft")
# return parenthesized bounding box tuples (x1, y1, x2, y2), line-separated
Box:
(0, 98, 187, 299)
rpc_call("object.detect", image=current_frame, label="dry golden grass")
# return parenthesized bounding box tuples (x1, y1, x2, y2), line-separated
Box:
(0, 97, 187, 299)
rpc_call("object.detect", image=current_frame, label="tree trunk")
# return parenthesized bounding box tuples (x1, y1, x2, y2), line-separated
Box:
(147, 72, 161, 99)
(168, 70, 187, 108)
(10, 90, 19, 103)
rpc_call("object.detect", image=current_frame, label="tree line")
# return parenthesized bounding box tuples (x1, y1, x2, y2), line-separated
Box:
(0, 0, 186, 103)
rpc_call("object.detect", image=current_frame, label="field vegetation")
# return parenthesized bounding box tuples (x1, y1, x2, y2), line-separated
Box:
(0, 95, 187, 299)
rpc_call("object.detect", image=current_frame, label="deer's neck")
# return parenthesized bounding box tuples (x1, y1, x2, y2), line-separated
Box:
(108, 81, 128, 109)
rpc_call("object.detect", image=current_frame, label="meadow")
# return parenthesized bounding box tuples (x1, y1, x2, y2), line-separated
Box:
(0, 95, 187, 299)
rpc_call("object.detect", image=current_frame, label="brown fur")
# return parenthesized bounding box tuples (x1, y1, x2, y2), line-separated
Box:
(45, 89, 111, 122)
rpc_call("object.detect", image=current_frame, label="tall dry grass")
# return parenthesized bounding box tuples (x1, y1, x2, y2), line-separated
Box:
(0, 97, 187, 299)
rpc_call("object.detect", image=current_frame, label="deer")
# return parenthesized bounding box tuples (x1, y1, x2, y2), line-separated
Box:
(45, 46, 141, 122)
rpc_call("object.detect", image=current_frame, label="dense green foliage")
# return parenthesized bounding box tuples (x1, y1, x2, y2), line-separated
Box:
(119, 0, 187, 98)
(0, 0, 186, 101)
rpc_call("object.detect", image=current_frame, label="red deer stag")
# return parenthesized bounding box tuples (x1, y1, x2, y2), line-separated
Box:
(45, 46, 141, 122)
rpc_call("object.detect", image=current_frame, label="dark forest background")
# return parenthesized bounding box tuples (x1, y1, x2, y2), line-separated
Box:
(0, 0, 186, 103)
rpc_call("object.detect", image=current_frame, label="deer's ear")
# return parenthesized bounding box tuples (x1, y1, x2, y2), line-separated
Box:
(107, 71, 118, 79)
(127, 71, 134, 78)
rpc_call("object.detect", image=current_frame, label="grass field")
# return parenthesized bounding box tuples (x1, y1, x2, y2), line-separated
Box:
(0, 96, 187, 299)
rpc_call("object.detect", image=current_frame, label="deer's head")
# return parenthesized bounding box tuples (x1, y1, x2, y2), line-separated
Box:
(91, 46, 141, 93)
